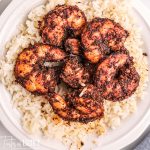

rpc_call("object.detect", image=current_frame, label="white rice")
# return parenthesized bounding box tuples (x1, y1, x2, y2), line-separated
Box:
(0, 0, 149, 149)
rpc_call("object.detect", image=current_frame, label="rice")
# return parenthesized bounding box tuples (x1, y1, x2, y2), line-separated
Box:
(0, 0, 149, 149)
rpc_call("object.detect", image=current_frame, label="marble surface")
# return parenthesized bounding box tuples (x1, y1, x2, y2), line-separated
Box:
(0, 0, 150, 150)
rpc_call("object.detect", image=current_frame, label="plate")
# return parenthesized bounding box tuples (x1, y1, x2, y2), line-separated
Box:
(0, 0, 150, 150)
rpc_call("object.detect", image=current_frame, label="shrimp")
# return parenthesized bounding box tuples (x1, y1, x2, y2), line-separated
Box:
(81, 18, 129, 63)
(60, 56, 90, 88)
(95, 53, 140, 101)
(40, 5, 86, 47)
(47, 85, 104, 123)
(68, 84, 103, 114)
(65, 38, 80, 55)
(14, 44, 66, 95)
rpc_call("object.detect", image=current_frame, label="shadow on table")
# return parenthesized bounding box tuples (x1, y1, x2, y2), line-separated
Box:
(122, 126, 150, 150)
(0, 0, 12, 15)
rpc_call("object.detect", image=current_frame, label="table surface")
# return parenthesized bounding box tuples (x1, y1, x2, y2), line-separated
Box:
(0, 0, 150, 150)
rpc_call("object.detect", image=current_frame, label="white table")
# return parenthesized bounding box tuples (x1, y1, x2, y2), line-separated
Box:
(0, 0, 150, 149)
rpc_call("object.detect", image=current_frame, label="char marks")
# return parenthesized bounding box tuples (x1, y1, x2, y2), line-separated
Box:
(14, 44, 66, 95)
(81, 18, 129, 63)
(40, 5, 87, 47)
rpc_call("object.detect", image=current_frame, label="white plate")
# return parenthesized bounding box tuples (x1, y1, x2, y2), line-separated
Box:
(0, 0, 150, 150)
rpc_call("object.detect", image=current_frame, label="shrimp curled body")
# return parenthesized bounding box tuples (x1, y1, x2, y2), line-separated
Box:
(95, 53, 140, 101)
(60, 56, 90, 88)
(41, 5, 87, 47)
(81, 18, 129, 63)
(14, 44, 66, 95)
(47, 84, 104, 123)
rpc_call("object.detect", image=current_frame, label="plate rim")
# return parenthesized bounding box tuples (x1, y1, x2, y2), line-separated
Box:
(0, 0, 150, 150)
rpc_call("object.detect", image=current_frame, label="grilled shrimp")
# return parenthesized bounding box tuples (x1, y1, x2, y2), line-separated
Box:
(81, 18, 129, 63)
(68, 84, 103, 114)
(47, 85, 104, 123)
(14, 44, 66, 95)
(65, 38, 80, 55)
(41, 5, 86, 47)
(95, 53, 140, 101)
(60, 56, 90, 88)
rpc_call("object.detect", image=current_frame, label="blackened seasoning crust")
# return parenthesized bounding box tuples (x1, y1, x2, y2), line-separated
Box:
(14, 44, 66, 95)
(81, 18, 129, 63)
(60, 56, 90, 88)
(40, 5, 87, 47)
(47, 86, 104, 123)
(95, 53, 140, 101)
(65, 38, 80, 55)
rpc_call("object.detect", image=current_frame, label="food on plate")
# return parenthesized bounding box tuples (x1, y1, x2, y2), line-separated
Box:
(0, 0, 148, 149)
(47, 85, 104, 123)
(95, 53, 140, 101)
(13, 3, 141, 124)
(60, 56, 90, 88)
(81, 18, 129, 63)
(65, 38, 80, 55)
(40, 5, 87, 47)
(14, 44, 66, 94)
(14, 4, 140, 122)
